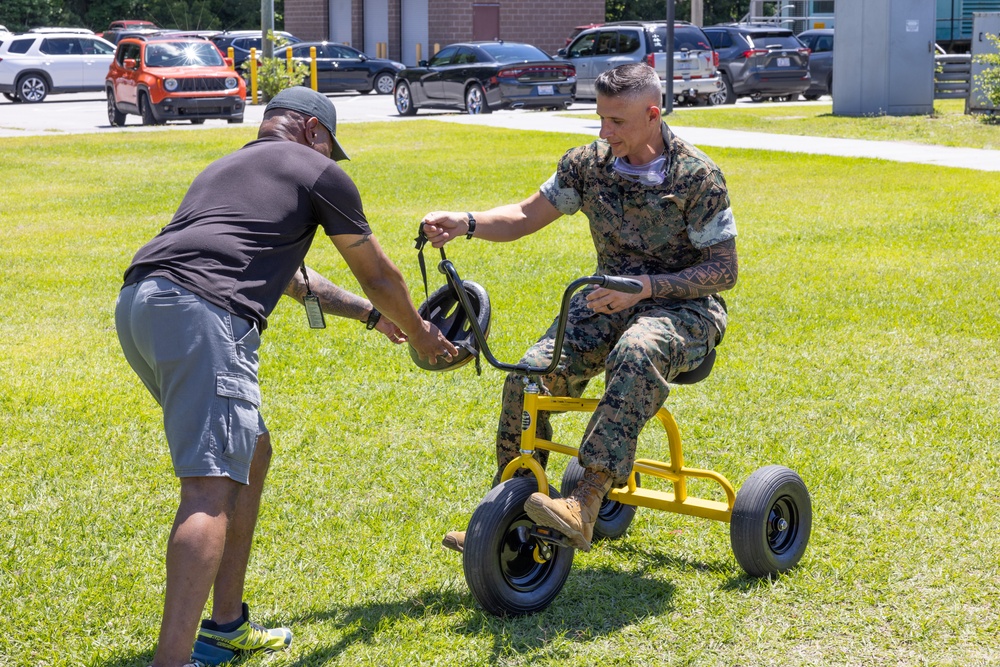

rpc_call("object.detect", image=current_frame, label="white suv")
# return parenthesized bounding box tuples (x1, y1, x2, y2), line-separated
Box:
(0, 31, 115, 102)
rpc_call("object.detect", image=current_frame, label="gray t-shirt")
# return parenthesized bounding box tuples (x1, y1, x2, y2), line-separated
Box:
(124, 136, 370, 331)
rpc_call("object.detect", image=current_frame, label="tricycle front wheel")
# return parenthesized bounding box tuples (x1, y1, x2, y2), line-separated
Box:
(463, 477, 574, 616)
(561, 458, 639, 541)
(730, 465, 811, 577)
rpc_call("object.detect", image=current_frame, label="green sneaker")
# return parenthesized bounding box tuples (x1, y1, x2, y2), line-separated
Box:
(192, 603, 292, 665)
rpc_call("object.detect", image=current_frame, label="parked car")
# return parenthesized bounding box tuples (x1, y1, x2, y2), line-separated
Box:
(281, 41, 404, 94)
(0, 31, 116, 102)
(393, 41, 575, 115)
(702, 24, 811, 104)
(106, 36, 246, 126)
(99, 20, 159, 43)
(210, 31, 300, 70)
(795, 28, 833, 100)
(558, 21, 720, 105)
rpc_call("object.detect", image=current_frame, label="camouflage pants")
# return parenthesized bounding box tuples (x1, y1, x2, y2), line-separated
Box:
(493, 292, 722, 487)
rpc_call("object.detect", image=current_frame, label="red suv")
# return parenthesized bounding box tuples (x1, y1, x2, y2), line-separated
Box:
(106, 36, 246, 126)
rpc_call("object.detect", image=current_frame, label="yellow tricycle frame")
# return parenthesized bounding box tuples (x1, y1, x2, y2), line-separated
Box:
(499, 386, 736, 524)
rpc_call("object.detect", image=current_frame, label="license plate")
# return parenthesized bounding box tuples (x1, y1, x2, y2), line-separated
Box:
(537, 84, 554, 95)
(676, 60, 695, 71)
(777, 57, 791, 67)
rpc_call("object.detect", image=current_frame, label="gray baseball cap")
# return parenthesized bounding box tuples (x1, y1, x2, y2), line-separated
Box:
(265, 87, 349, 161)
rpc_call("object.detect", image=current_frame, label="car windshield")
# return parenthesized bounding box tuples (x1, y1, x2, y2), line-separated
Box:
(648, 26, 712, 52)
(478, 43, 550, 63)
(145, 41, 225, 67)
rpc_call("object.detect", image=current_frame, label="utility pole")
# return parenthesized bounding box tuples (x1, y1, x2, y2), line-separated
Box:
(664, 0, 674, 114)
(691, 0, 704, 26)
(261, 0, 274, 59)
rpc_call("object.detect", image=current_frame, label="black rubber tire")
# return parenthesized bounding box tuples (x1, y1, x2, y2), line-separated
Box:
(3, 92, 19, 102)
(227, 116, 244, 124)
(190, 118, 205, 125)
(374, 71, 395, 95)
(465, 83, 491, 114)
(561, 458, 638, 541)
(749, 92, 766, 103)
(711, 72, 736, 105)
(730, 465, 811, 578)
(17, 73, 48, 103)
(802, 93, 821, 101)
(463, 477, 574, 616)
(107, 90, 126, 127)
(394, 80, 417, 116)
(356, 88, 373, 94)
(139, 92, 158, 125)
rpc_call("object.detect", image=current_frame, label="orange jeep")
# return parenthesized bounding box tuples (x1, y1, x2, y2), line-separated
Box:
(106, 36, 246, 126)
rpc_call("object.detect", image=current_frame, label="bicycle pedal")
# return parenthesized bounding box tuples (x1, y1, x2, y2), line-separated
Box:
(529, 526, 574, 549)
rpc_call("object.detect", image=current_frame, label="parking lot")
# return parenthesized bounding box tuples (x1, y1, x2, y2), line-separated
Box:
(0, 89, 823, 138)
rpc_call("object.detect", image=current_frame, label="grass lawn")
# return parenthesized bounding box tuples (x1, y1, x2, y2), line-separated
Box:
(1, 121, 999, 666)
(588, 99, 1000, 150)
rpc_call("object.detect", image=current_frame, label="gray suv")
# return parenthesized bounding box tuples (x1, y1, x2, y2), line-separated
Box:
(702, 24, 810, 104)
(558, 21, 721, 105)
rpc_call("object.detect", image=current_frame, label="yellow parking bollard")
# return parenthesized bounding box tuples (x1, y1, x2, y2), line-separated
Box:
(310, 46, 317, 91)
(433, 43, 440, 56)
(286, 46, 293, 74)
(250, 47, 258, 104)
(416, 43, 422, 63)
(227, 46, 235, 69)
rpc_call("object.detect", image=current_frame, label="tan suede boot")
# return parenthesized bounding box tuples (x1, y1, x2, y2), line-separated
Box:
(442, 530, 465, 553)
(523, 468, 613, 552)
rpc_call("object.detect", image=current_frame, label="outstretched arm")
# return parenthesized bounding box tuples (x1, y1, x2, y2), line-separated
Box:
(420, 191, 561, 247)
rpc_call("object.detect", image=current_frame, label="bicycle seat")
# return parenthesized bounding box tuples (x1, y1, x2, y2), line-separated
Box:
(671, 348, 716, 385)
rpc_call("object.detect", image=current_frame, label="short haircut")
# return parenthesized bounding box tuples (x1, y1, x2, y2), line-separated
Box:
(594, 63, 662, 103)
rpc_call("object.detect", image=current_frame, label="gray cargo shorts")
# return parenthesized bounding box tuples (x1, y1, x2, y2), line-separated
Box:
(115, 276, 266, 484)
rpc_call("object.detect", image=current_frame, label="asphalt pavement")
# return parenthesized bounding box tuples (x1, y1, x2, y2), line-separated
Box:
(2, 91, 998, 171)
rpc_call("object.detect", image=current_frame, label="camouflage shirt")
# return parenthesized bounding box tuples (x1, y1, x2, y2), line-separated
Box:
(539, 121, 735, 328)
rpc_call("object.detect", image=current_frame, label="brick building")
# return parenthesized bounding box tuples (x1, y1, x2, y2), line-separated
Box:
(283, 0, 605, 65)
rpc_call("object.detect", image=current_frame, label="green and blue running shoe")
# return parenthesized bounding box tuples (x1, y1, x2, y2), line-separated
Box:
(192, 603, 292, 665)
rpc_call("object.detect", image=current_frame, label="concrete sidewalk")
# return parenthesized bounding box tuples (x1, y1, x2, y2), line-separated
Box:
(433, 110, 1000, 172)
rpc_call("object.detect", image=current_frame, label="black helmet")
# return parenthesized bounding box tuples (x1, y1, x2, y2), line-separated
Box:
(410, 280, 491, 372)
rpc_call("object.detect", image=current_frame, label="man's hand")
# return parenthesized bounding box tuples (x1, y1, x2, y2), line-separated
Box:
(374, 316, 407, 344)
(585, 276, 652, 313)
(409, 320, 458, 365)
(420, 211, 468, 248)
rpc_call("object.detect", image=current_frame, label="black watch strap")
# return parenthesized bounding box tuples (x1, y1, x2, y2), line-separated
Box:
(365, 307, 381, 330)
(465, 212, 477, 240)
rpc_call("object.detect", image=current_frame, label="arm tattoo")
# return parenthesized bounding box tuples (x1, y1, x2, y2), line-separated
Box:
(283, 265, 371, 321)
(348, 234, 372, 248)
(649, 238, 738, 300)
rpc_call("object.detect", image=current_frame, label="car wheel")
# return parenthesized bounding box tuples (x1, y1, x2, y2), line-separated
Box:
(711, 73, 736, 105)
(374, 71, 396, 95)
(107, 89, 127, 127)
(227, 116, 244, 124)
(749, 92, 766, 103)
(465, 83, 491, 115)
(17, 74, 49, 103)
(356, 88, 373, 95)
(394, 81, 417, 116)
(190, 119, 205, 125)
(139, 92, 159, 125)
(802, 93, 821, 101)
(3, 92, 19, 103)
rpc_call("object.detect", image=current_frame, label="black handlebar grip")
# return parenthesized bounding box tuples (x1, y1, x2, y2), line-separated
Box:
(601, 276, 644, 294)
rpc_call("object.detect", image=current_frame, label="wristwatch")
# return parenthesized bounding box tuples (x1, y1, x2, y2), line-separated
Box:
(465, 212, 477, 240)
(365, 307, 381, 330)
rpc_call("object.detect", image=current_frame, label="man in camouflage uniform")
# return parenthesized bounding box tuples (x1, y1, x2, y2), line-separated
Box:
(421, 63, 738, 553)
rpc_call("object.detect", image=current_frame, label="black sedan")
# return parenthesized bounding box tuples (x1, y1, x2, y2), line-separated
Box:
(284, 42, 405, 94)
(393, 41, 575, 115)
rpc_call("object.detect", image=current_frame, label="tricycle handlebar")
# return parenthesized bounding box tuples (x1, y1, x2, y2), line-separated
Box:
(437, 259, 642, 376)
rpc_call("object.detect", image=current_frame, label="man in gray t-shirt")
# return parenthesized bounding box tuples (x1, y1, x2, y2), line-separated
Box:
(115, 88, 456, 667)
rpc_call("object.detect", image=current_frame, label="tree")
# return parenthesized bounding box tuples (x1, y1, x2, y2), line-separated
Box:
(0, 0, 72, 32)
(606, 0, 746, 25)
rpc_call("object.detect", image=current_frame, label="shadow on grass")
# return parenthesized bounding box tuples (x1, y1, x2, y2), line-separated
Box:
(280, 563, 677, 665)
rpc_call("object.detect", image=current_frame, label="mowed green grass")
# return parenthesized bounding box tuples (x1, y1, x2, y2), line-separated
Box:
(1, 121, 999, 666)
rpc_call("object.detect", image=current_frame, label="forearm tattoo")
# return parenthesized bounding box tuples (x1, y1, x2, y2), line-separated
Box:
(649, 238, 738, 300)
(283, 266, 371, 320)
(348, 234, 372, 248)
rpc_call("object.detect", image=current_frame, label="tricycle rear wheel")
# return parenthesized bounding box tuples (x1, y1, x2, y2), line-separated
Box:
(730, 465, 811, 577)
(463, 477, 574, 616)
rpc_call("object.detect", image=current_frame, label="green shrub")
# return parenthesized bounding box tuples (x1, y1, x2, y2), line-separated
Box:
(241, 30, 309, 102)
(973, 32, 1000, 123)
